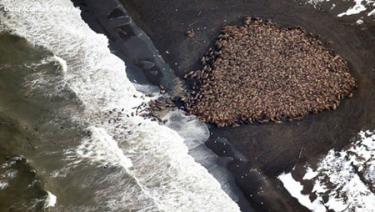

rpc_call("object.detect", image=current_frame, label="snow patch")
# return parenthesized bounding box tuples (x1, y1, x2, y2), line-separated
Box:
(279, 172, 326, 212)
(282, 130, 375, 212)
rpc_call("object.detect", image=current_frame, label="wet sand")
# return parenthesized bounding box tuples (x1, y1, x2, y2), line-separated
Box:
(74, 0, 375, 211)
(121, 1, 375, 211)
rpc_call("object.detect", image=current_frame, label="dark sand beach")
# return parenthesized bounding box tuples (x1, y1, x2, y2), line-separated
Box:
(73, 0, 375, 211)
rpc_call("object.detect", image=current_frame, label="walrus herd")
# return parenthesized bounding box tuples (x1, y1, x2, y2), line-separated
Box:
(184, 17, 357, 127)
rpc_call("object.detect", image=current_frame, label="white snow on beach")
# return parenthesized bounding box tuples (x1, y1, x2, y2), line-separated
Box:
(337, 0, 373, 17)
(305, 0, 375, 23)
(280, 130, 375, 212)
(278, 173, 326, 212)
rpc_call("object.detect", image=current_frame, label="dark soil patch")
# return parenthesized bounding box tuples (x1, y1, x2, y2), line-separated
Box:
(185, 17, 357, 127)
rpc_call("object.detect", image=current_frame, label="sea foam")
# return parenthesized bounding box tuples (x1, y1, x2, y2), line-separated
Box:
(0, 0, 240, 211)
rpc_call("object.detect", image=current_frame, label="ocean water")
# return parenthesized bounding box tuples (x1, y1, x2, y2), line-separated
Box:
(0, 0, 240, 211)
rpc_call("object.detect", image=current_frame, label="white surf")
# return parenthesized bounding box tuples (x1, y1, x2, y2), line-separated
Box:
(0, 0, 240, 211)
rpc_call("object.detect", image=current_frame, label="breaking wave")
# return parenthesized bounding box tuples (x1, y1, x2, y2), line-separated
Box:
(0, 0, 240, 211)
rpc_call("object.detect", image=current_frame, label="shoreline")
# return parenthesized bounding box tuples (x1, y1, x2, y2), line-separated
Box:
(120, 0, 375, 174)
(71, 0, 375, 211)
(72, 0, 180, 95)
(118, 0, 375, 211)
(70, 0, 255, 211)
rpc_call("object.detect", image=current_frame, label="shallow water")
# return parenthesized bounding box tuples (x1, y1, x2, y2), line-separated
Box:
(0, 33, 67, 211)
(0, 0, 239, 211)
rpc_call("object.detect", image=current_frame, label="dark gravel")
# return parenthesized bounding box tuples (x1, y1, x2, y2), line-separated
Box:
(185, 17, 357, 127)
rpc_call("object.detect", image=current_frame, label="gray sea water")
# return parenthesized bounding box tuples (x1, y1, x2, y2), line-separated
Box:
(0, 0, 240, 211)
